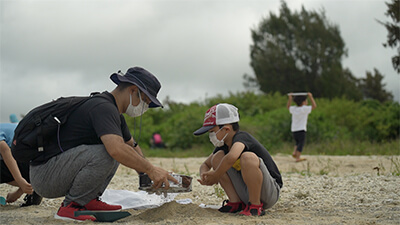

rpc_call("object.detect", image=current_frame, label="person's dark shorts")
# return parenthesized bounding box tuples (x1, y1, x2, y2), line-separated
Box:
(292, 130, 306, 152)
(0, 159, 30, 183)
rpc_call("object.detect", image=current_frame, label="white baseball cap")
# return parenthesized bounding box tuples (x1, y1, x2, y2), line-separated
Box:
(193, 103, 239, 136)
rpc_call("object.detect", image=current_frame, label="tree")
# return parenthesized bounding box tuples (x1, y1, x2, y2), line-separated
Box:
(378, 0, 400, 74)
(244, 1, 362, 100)
(360, 68, 394, 102)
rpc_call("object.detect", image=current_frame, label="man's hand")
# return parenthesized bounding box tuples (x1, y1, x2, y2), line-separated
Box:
(147, 166, 178, 190)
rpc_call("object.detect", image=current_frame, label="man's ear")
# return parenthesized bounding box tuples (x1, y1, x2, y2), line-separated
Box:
(130, 85, 139, 96)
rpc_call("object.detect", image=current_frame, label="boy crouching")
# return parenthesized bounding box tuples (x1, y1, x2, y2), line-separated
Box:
(194, 103, 283, 216)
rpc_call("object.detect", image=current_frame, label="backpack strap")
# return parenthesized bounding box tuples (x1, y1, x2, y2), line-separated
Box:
(35, 116, 44, 152)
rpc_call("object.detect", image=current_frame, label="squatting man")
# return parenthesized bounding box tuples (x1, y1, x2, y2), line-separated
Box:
(29, 67, 178, 221)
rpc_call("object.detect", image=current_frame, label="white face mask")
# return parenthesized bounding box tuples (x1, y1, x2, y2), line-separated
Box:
(125, 91, 149, 117)
(209, 127, 228, 147)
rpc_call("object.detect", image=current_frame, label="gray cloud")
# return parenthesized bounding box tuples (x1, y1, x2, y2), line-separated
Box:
(1, 0, 398, 122)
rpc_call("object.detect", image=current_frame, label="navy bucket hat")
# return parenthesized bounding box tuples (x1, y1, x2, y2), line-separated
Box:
(110, 67, 163, 108)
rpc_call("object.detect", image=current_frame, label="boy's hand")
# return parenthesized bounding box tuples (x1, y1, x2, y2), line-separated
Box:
(287, 93, 293, 109)
(16, 178, 33, 194)
(6, 189, 22, 203)
(197, 170, 218, 186)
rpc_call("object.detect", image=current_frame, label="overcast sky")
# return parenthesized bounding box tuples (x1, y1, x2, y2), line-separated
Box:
(1, 0, 398, 123)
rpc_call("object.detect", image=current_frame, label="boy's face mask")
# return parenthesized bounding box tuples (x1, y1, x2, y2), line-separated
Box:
(125, 91, 149, 117)
(209, 127, 228, 147)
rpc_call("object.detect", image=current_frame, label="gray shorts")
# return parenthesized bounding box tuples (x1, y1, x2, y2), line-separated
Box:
(226, 158, 280, 209)
(30, 144, 119, 206)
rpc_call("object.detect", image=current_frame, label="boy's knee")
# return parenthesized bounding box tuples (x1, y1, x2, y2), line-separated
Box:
(240, 152, 259, 168)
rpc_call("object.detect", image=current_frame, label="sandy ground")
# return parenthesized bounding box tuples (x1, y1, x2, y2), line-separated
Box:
(1, 154, 399, 225)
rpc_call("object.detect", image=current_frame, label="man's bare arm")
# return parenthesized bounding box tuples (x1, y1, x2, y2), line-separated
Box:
(101, 134, 177, 189)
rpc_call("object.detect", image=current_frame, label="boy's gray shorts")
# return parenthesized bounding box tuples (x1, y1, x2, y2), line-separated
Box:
(226, 157, 280, 209)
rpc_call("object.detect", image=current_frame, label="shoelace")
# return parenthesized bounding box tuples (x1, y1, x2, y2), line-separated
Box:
(23, 195, 29, 202)
(93, 197, 110, 207)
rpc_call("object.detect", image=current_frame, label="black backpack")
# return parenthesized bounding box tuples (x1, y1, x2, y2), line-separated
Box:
(11, 92, 100, 165)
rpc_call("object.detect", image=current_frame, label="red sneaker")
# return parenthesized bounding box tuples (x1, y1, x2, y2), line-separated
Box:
(239, 202, 265, 216)
(54, 202, 96, 221)
(218, 200, 245, 213)
(84, 197, 122, 211)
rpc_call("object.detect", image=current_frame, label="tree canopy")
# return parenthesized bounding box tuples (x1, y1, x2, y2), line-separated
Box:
(378, 0, 400, 73)
(360, 68, 394, 102)
(244, 1, 362, 100)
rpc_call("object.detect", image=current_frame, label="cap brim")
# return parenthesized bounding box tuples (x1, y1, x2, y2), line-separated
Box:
(193, 125, 215, 136)
(111, 73, 163, 108)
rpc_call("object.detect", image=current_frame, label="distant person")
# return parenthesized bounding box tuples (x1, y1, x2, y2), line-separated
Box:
(27, 67, 177, 221)
(150, 132, 166, 148)
(0, 122, 42, 206)
(287, 92, 317, 162)
(9, 114, 19, 123)
(194, 103, 282, 216)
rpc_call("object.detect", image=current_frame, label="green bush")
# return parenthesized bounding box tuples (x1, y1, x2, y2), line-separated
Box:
(124, 92, 399, 155)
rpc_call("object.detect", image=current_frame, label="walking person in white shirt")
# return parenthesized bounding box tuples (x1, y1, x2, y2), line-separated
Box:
(287, 92, 317, 162)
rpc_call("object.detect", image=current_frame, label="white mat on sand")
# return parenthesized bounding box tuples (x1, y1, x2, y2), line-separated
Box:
(101, 189, 192, 210)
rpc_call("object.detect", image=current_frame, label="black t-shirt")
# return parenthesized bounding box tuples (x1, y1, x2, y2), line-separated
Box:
(213, 131, 283, 188)
(59, 92, 131, 151)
